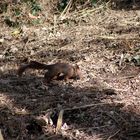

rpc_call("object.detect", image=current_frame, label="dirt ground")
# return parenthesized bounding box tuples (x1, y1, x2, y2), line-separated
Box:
(0, 2, 140, 140)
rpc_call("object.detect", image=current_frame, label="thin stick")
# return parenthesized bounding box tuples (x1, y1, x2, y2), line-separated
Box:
(77, 124, 110, 131)
(0, 130, 4, 140)
(45, 135, 59, 140)
(64, 103, 108, 111)
(60, 0, 73, 19)
(119, 53, 124, 67)
(95, 36, 140, 40)
(107, 130, 120, 140)
(93, 73, 139, 80)
(56, 109, 64, 133)
(53, 15, 57, 34)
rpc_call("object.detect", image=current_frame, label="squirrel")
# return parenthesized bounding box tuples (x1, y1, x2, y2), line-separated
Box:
(17, 61, 81, 83)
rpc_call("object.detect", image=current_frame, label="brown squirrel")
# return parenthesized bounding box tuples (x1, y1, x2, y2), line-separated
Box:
(17, 61, 81, 83)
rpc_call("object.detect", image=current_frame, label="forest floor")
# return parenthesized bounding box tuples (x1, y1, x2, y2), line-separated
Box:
(0, 2, 140, 140)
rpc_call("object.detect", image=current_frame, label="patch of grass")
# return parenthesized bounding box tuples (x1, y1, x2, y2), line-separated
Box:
(2, 0, 42, 27)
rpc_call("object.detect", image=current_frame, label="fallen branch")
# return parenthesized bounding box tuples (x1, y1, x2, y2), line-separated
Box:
(64, 103, 109, 111)
(107, 130, 120, 140)
(0, 130, 4, 140)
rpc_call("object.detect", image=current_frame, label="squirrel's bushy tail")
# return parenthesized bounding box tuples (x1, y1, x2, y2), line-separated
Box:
(17, 61, 49, 77)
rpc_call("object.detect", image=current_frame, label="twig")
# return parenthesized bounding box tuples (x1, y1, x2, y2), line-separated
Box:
(93, 73, 139, 80)
(56, 109, 64, 133)
(71, 4, 104, 17)
(75, 5, 105, 19)
(60, 0, 73, 19)
(105, 112, 120, 126)
(64, 103, 108, 111)
(107, 130, 120, 140)
(114, 111, 131, 126)
(119, 53, 124, 67)
(0, 130, 4, 140)
(95, 36, 140, 40)
(77, 124, 110, 131)
(38, 134, 64, 140)
(53, 15, 57, 34)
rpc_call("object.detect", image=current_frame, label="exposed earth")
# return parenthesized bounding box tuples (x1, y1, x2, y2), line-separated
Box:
(0, 1, 140, 140)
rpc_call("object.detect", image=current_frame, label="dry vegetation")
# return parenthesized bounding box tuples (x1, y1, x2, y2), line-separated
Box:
(0, 0, 140, 140)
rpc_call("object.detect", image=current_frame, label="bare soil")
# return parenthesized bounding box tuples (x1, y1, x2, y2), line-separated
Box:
(0, 3, 140, 140)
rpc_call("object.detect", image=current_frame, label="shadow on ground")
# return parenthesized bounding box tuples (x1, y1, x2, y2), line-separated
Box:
(110, 0, 140, 10)
(0, 71, 140, 140)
